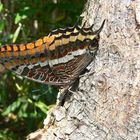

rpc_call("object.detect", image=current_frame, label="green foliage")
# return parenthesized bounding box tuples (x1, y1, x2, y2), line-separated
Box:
(0, 0, 85, 139)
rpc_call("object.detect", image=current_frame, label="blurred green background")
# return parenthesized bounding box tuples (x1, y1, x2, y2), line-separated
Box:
(0, 0, 85, 139)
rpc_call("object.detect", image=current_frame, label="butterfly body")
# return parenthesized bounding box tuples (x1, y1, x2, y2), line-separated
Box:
(0, 20, 105, 88)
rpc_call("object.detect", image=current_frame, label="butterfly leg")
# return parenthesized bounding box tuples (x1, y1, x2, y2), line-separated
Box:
(43, 81, 79, 127)
(56, 77, 80, 106)
(43, 88, 68, 127)
(78, 63, 94, 79)
(68, 87, 77, 94)
(56, 86, 70, 106)
(43, 86, 70, 127)
(79, 70, 94, 78)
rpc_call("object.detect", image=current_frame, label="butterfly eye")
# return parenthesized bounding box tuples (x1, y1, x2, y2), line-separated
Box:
(91, 38, 99, 47)
(88, 38, 99, 53)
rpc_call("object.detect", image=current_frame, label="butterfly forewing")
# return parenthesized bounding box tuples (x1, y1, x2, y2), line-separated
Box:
(0, 20, 105, 88)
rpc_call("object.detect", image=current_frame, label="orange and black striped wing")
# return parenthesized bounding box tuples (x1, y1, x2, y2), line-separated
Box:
(0, 20, 105, 87)
(47, 24, 100, 86)
(0, 36, 68, 86)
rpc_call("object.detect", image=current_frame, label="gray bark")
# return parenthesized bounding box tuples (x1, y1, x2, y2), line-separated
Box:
(27, 0, 140, 139)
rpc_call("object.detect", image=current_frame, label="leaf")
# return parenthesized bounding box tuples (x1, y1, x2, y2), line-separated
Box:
(2, 100, 21, 116)
(15, 13, 21, 24)
(0, 21, 5, 32)
(15, 12, 27, 24)
(0, 3, 3, 12)
(35, 101, 48, 114)
(12, 23, 22, 43)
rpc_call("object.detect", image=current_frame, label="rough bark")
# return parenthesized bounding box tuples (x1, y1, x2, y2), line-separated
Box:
(27, 0, 140, 139)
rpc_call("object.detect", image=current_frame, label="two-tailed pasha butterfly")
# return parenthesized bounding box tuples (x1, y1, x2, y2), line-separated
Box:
(0, 20, 105, 89)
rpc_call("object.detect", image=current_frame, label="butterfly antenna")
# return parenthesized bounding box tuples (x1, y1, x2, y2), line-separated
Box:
(73, 16, 82, 27)
(81, 20, 87, 28)
(96, 19, 106, 35)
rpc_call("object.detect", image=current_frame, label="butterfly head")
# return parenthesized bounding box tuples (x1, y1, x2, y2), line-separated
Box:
(85, 20, 105, 55)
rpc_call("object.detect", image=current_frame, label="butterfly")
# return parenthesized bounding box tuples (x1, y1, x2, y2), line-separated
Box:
(0, 20, 105, 90)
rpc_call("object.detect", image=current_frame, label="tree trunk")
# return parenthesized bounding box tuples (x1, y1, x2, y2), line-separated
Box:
(27, 0, 140, 139)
